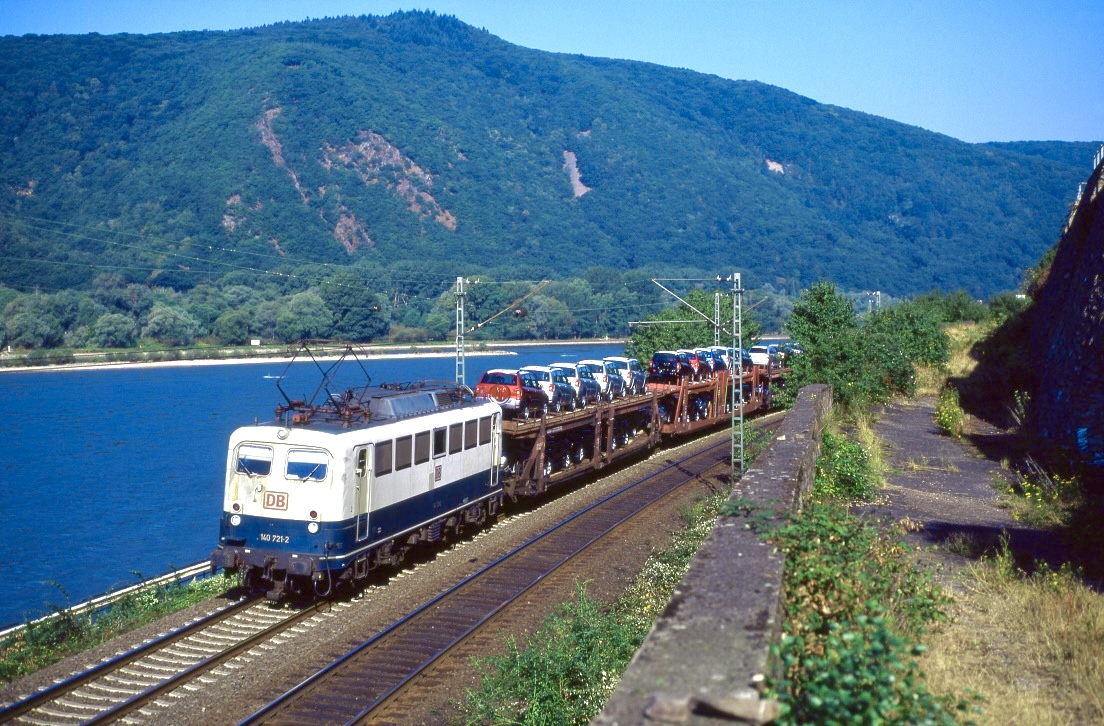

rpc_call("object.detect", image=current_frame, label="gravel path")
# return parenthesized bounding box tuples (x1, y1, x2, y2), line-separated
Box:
(855, 398, 1052, 585)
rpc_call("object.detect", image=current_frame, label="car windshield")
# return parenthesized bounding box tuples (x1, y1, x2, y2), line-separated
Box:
(552, 372, 568, 383)
(481, 372, 516, 385)
(525, 369, 550, 381)
(654, 353, 678, 363)
(580, 363, 601, 374)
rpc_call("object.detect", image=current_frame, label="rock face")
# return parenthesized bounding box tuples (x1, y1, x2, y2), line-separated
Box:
(1029, 147, 1104, 475)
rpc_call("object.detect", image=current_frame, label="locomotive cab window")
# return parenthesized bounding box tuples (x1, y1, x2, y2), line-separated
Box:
(414, 431, 431, 465)
(236, 445, 273, 476)
(464, 420, 478, 450)
(433, 427, 447, 459)
(479, 416, 492, 445)
(286, 449, 329, 481)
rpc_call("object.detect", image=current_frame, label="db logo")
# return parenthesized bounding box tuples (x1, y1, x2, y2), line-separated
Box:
(264, 491, 289, 510)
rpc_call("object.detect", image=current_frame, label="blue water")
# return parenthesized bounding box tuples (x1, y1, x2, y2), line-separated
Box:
(0, 342, 624, 627)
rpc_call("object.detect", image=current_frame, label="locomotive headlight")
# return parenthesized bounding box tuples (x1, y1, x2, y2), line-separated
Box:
(230, 514, 242, 527)
(307, 522, 320, 534)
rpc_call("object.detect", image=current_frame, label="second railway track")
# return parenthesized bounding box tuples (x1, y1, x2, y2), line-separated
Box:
(242, 431, 752, 725)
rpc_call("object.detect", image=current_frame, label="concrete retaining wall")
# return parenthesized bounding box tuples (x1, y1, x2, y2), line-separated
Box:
(596, 383, 831, 725)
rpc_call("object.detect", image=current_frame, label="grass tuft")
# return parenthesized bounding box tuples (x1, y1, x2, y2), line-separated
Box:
(921, 536, 1104, 724)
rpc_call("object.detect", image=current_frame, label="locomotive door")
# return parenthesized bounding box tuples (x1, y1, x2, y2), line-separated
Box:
(490, 412, 501, 491)
(354, 447, 370, 542)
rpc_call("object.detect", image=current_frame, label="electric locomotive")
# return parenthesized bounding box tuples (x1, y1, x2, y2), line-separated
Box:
(210, 348, 502, 599)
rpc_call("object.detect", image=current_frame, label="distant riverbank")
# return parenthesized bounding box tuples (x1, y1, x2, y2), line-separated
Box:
(0, 339, 626, 374)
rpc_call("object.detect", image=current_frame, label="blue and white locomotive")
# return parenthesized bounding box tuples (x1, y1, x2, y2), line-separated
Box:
(210, 347, 502, 599)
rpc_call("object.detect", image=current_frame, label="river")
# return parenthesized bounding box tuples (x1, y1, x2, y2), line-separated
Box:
(0, 342, 624, 628)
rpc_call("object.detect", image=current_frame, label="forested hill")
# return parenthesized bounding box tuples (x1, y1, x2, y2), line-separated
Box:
(0, 11, 1097, 303)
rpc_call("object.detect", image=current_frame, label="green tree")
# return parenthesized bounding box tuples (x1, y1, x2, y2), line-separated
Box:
(318, 271, 390, 342)
(89, 313, 138, 348)
(276, 291, 334, 342)
(254, 300, 283, 340)
(142, 304, 201, 346)
(786, 282, 948, 408)
(214, 309, 252, 344)
(4, 295, 64, 348)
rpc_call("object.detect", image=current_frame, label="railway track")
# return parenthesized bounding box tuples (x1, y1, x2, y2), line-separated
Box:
(240, 434, 744, 725)
(0, 595, 333, 725)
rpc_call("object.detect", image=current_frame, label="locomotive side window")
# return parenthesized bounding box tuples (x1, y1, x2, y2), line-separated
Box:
(414, 431, 430, 465)
(236, 445, 273, 476)
(478, 416, 492, 445)
(433, 427, 447, 458)
(464, 420, 478, 450)
(449, 423, 463, 454)
(286, 449, 329, 481)
(376, 440, 393, 476)
(395, 435, 412, 471)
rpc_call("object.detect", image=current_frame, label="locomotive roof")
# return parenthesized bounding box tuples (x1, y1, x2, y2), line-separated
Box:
(273, 381, 493, 432)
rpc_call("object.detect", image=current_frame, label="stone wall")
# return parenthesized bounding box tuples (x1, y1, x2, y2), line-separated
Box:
(1029, 150, 1104, 474)
(596, 384, 831, 725)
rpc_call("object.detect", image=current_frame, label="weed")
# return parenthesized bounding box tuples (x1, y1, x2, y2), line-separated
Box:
(814, 431, 876, 501)
(934, 385, 964, 438)
(992, 457, 1081, 527)
(1005, 389, 1031, 429)
(939, 531, 994, 559)
(904, 455, 960, 473)
(851, 410, 888, 485)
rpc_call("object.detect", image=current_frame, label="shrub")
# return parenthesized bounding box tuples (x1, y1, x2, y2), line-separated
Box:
(766, 503, 966, 724)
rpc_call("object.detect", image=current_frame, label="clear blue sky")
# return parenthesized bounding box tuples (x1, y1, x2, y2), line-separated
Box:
(2, 0, 1101, 145)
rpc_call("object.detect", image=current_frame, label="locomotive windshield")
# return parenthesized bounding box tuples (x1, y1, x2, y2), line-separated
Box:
(286, 449, 329, 481)
(236, 445, 273, 476)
